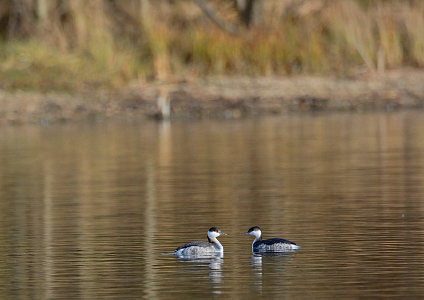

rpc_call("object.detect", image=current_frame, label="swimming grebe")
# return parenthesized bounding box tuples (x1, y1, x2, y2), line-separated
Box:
(245, 226, 300, 252)
(174, 227, 227, 257)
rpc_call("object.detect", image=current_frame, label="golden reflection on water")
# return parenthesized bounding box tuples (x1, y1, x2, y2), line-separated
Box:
(1, 112, 424, 298)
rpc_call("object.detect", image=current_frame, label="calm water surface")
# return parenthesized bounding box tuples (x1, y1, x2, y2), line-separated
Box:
(1, 112, 424, 298)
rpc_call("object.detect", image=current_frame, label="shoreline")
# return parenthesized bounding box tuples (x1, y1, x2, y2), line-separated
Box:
(1, 69, 424, 125)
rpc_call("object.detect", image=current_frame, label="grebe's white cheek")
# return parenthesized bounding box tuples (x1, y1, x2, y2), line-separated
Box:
(208, 231, 219, 239)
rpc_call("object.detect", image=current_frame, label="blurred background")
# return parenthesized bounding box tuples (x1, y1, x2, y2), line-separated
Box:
(2, 1, 424, 298)
(0, 0, 423, 91)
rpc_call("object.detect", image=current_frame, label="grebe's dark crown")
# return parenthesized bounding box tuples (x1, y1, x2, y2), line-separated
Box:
(247, 226, 261, 233)
(208, 227, 220, 233)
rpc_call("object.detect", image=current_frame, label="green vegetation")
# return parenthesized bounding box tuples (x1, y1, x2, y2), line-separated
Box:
(0, 0, 424, 91)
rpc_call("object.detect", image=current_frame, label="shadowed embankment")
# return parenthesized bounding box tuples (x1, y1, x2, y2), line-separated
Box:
(1, 69, 424, 125)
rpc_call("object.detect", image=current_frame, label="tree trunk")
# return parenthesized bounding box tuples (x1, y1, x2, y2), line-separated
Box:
(139, 0, 151, 31)
(8, 0, 24, 38)
(237, 0, 263, 27)
(36, 0, 48, 23)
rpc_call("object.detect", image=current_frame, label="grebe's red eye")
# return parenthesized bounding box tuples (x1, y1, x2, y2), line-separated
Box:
(216, 230, 219, 233)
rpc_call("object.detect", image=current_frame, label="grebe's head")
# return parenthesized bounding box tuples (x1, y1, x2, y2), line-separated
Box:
(207, 227, 227, 239)
(245, 226, 262, 238)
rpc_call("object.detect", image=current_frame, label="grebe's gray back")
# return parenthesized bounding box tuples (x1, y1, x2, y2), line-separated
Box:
(174, 227, 227, 257)
(245, 226, 300, 252)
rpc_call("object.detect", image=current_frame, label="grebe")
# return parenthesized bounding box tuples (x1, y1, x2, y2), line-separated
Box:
(174, 227, 227, 257)
(245, 226, 300, 252)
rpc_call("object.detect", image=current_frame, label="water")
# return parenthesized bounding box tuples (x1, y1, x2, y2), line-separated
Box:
(1, 111, 424, 298)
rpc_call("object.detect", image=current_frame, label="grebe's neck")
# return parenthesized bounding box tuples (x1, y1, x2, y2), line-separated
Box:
(251, 231, 262, 251)
(253, 231, 262, 243)
(208, 236, 223, 252)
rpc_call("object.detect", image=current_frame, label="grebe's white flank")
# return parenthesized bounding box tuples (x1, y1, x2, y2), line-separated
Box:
(175, 227, 227, 257)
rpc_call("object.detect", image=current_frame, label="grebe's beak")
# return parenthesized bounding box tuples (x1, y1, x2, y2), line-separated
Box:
(220, 231, 228, 236)
(244, 232, 250, 235)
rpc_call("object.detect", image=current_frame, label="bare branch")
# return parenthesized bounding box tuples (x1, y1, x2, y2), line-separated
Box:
(194, 0, 239, 35)
(352, 35, 376, 74)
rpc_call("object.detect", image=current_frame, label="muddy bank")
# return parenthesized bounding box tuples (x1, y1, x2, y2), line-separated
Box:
(1, 69, 424, 125)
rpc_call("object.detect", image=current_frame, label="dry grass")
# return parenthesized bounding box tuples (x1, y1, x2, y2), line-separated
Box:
(0, 0, 423, 91)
